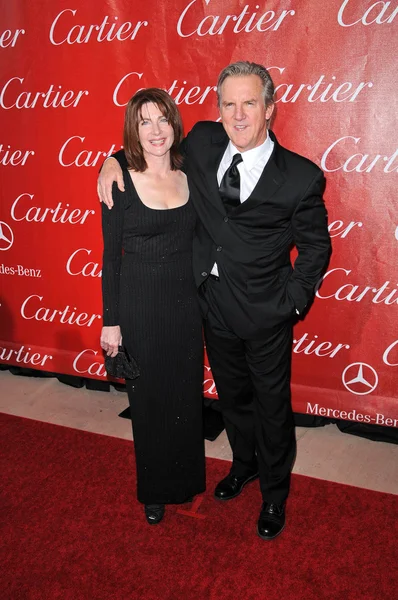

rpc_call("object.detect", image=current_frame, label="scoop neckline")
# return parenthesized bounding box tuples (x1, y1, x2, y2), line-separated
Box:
(127, 171, 189, 212)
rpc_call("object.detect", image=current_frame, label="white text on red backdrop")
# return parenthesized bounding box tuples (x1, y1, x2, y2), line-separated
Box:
(20, 295, 101, 327)
(177, 1, 295, 37)
(0, 145, 34, 166)
(11, 194, 95, 225)
(0, 28, 25, 48)
(316, 268, 398, 305)
(49, 9, 148, 45)
(337, 0, 398, 27)
(58, 136, 122, 168)
(0, 344, 53, 367)
(66, 249, 101, 278)
(0, 264, 42, 278)
(0, 78, 89, 110)
(112, 69, 373, 107)
(383, 339, 398, 366)
(73, 349, 107, 377)
(321, 136, 398, 173)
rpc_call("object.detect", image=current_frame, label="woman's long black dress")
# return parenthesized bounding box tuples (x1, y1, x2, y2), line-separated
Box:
(101, 171, 205, 504)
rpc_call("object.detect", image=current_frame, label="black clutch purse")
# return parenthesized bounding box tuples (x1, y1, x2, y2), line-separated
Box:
(104, 346, 140, 380)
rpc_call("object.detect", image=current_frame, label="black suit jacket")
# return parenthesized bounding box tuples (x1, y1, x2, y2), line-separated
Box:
(114, 121, 331, 337)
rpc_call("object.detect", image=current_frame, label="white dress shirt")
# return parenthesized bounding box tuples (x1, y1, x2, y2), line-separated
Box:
(211, 133, 274, 276)
(217, 133, 274, 200)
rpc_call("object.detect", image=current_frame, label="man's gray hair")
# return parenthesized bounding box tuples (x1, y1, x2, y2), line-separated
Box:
(216, 61, 275, 108)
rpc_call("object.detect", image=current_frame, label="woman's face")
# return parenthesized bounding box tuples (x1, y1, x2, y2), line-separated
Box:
(138, 102, 174, 160)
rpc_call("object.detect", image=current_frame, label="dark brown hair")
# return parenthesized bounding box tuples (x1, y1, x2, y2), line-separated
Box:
(123, 88, 183, 172)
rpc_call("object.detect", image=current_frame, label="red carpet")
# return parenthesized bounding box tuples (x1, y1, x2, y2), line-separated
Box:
(1, 412, 397, 600)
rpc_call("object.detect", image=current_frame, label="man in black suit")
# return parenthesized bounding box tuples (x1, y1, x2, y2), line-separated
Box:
(98, 61, 331, 539)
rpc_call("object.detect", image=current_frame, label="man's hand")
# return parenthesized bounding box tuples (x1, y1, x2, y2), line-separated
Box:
(97, 157, 124, 209)
(100, 325, 122, 357)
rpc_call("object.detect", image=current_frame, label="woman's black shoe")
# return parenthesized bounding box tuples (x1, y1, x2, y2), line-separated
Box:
(144, 504, 165, 524)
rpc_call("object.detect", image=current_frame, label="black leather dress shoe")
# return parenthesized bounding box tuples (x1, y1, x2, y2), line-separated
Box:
(257, 502, 285, 540)
(214, 471, 259, 501)
(144, 504, 165, 525)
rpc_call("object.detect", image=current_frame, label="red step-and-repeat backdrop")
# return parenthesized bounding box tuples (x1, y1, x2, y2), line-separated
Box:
(1, 1, 397, 427)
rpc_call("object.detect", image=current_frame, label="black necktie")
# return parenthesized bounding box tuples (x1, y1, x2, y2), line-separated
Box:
(219, 153, 243, 211)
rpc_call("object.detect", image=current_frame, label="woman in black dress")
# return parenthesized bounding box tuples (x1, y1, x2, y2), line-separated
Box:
(100, 89, 205, 524)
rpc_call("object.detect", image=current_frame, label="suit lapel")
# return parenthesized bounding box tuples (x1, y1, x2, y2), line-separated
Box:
(234, 140, 286, 215)
(203, 129, 229, 213)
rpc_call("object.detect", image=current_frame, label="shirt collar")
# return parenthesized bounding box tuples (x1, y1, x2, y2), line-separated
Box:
(226, 133, 273, 171)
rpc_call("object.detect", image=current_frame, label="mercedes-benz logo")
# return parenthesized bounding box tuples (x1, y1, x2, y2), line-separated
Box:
(0, 221, 14, 251)
(342, 362, 378, 396)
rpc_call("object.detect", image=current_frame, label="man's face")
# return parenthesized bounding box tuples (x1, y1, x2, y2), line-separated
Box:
(219, 74, 274, 153)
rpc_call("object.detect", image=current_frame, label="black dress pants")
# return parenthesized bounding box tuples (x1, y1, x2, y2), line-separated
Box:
(202, 279, 296, 505)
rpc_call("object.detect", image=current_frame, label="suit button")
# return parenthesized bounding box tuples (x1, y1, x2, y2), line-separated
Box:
(216, 246, 222, 252)
(223, 216, 229, 222)
(201, 271, 208, 277)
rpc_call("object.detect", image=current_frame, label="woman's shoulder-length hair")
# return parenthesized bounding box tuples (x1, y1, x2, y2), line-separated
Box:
(123, 88, 184, 172)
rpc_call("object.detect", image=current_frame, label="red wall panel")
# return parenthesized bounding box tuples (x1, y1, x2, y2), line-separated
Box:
(1, 0, 397, 427)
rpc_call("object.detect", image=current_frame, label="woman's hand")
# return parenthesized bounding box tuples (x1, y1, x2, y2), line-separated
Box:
(97, 157, 124, 209)
(100, 325, 122, 357)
